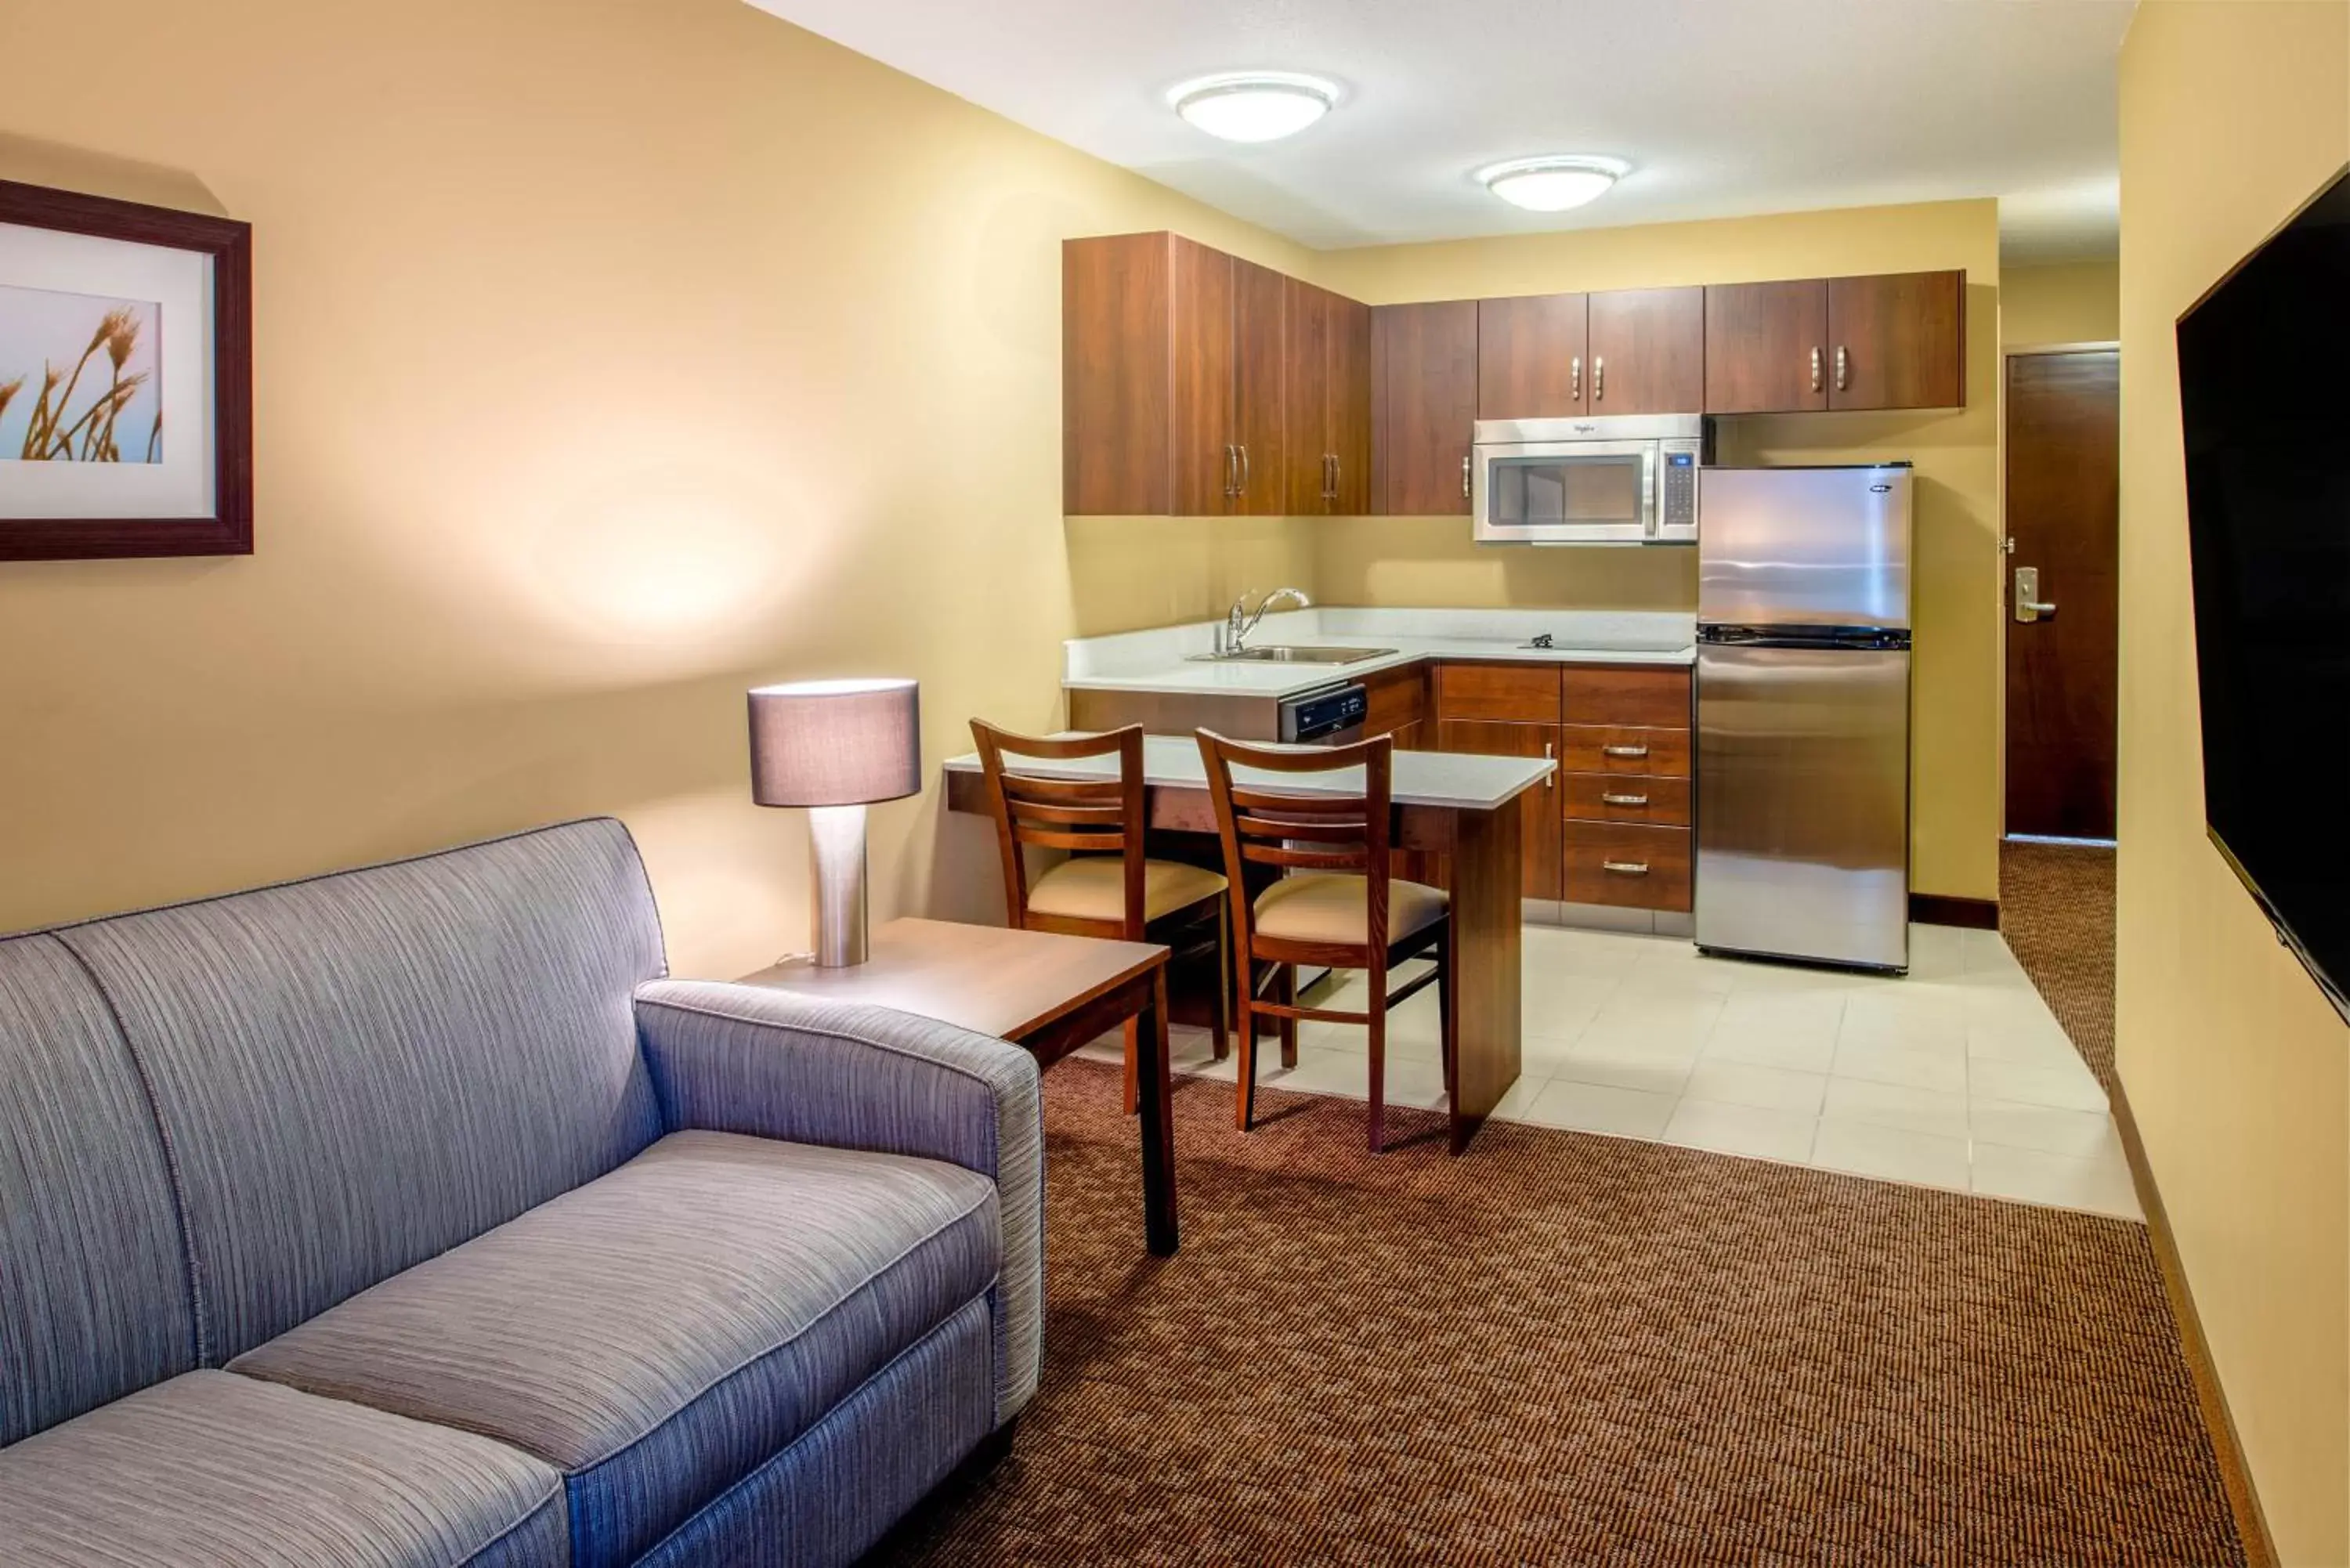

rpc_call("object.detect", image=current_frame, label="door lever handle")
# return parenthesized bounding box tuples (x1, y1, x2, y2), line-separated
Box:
(2013, 565, 2058, 623)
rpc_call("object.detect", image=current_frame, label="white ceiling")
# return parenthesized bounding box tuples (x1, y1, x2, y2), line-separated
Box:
(744, 0, 2132, 262)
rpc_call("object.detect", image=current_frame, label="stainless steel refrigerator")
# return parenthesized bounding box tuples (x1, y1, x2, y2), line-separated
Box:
(1695, 465, 1913, 973)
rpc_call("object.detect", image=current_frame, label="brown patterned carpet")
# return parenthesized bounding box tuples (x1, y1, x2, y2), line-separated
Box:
(871, 1053, 2241, 1565)
(1998, 840, 2120, 1092)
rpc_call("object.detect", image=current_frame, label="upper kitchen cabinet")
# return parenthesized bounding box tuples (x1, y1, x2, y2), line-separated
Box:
(1284, 279, 1374, 514)
(1476, 287, 1701, 419)
(1585, 287, 1705, 415)
(1824, 270, 1965, 410)
(1063, 231, 1289, 516)
(1374, 299, 1479, 515)
(1477, 293, 1587, 419)
(1703, 269, 1965, 413)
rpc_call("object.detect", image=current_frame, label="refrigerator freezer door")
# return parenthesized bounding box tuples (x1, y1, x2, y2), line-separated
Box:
(1697, 467, 1913, 630)
(1696, 642, 1911, 970)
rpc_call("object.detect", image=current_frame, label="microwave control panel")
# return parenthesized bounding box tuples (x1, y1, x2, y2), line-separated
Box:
(1658, 443, 1702, 537)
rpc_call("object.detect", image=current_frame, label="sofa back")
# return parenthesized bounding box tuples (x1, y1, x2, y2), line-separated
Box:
(41, 818, 669, 1367)
(0, 936, 200, 1445)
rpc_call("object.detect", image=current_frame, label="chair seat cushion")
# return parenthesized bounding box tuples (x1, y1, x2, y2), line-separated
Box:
(1026, 854, 1227, 924)
(230, 1131, 1000, 1568)
(0, 1370, 566, 1568)
(1253, 873, 1448, 945)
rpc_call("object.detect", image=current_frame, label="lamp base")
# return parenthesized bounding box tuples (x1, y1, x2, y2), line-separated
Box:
(806, 804, 870, 967)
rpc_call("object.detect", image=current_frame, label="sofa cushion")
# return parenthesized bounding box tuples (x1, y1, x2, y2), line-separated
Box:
(0, 1370, 566, 1568)
(50, 818, 668, 1364)
(0, 934, 195, 1446)
(232, 1131, 999, 1568)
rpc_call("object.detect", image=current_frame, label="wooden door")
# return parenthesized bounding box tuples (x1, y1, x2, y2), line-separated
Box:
(1827, 270, 1965, 410)
(1283, 279, 1332, 514)
(1437, 719, 1560, 899)
(2005, 349, 2119, 840)
(1704, 279, 1828, 414)
(1586, 287, 1705, 414)
(1166, 237, 1235, 515)
(1478, 293, 1587, 418)
(1329, 294, 1374, 513)
(1376, 301, 1479, 515)
(1231, 257, 1286, 515)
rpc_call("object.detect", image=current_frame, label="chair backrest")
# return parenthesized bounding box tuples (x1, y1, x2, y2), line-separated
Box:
(1196, 729, 1394, 961)
(970, 721, 1149, 936)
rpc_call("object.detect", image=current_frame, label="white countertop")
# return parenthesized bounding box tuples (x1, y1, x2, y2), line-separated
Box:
(942, 733, 1553, 811)
(1063, 607, 1696, 698)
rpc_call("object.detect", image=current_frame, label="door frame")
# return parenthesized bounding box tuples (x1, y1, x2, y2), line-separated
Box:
(1998, 340, 2121, 847)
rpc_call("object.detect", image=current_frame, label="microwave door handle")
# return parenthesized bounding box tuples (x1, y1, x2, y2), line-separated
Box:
(1643, 447, 1659, 539)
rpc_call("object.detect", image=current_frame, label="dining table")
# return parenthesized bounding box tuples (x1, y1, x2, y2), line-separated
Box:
(942, 733, 1554, 1152)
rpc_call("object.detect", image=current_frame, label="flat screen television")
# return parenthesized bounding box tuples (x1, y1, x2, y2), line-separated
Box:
(2176, 161, 2350, 1021)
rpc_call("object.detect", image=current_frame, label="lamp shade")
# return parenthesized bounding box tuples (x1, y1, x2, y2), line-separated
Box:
(747, 679, 920, 807)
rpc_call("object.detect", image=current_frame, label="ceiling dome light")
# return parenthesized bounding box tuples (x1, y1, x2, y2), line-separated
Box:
(1476, 155, 1632, 212)
(1169, 72, 1340, 143)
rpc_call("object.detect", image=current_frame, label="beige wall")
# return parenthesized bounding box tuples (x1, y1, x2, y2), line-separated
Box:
(0, 0, 1321, 973)
(1314, 202, 2003, 901)
(2117, 4, 2350, 1561)
(2000, 258, 2120, 348)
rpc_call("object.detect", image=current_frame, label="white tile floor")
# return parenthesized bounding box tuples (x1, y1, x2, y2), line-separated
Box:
(1078, 921, 2141, 1222)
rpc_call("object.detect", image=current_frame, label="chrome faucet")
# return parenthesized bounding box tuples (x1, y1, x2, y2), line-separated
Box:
(1223, 587, 1313, 653)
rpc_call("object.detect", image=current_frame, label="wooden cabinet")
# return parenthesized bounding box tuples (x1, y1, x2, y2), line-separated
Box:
(1477, 287, 1701, 420)
(1361, 662, 1428, 740)
(1437, 719, 1560, 901)
(1284, 280, 1374, 514)
(1705, 279, 1828, 414)
(1562, 665, 1693, 728)
(1585, 287, 1705, 414)
(1478, 293, 1587, 418)
(1432, 662, 1560, 724)
(1065, 232, 1289, 516)
(1556, 663, 1692, 916)
(1563, 822, 1693, 912)
(1826, 271, 1965, 410)
(1373, 301, 1479, 515)
(1702, 269, 1965, 414)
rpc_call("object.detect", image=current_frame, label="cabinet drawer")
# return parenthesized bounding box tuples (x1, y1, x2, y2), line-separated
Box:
(1559, 724, 1690, 777)
(1562, 665, 1691, 728)
(1561, 772, 1690, 827)
(1563, 822, 1692, 912)
(1433, 662, 1560, 723)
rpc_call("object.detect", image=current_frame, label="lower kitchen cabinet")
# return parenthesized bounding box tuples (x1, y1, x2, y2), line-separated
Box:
(1563, 821, 1694, 912)
(1436, 718, 1560, 900)
(1559, 724, 1691, 777)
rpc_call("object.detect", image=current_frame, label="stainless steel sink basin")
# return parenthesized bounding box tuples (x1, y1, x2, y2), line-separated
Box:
(1186, 645, 1397, 665)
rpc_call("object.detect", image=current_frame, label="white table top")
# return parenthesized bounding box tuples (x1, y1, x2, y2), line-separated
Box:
(942, 733, 1553, 811)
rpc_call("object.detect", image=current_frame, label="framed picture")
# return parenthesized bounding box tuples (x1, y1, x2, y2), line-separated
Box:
(0, 179, 251, 561)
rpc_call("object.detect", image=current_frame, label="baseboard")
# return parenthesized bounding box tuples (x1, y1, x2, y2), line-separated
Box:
(1907, 893, 1999, 929)
(2109, 1081, 2280, 1567)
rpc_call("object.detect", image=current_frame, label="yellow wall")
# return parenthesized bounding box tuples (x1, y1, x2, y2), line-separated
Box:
(2001, 258, 2120, 348)
(2117, 4, 2350, 1561)
(1314, 202, 2003, 901)
(0, 0, 1318, 972)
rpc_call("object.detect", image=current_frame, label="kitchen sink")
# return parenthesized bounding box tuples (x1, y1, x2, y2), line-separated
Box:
(1186, 645, 1397, 665)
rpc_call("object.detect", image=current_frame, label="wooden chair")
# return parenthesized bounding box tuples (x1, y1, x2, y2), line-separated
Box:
(971, 721, 1231, 1111)
(1196, 730, 1456, 1153)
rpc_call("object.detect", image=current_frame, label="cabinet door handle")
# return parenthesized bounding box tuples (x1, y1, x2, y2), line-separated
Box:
(1835, 345, 1849, 392)
(1331, 453, 1341, 500)
(1239, 443, 1250, 493)
(1544, 740, 1554, 789)
(1224, 444, 1237, 497)
(1810, 346, 1823, 393)
(1593, 356, 1606, 401)
(1603, 743, 1650, 758)
(1600, 791, 1649, 807)
(1600, 860, 1651, 876)
(1462, 452, 1473, 499)
(1571, 356, 1583, 401)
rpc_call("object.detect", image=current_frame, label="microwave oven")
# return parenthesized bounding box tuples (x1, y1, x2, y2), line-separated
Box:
(1472, 414, 1712, 545)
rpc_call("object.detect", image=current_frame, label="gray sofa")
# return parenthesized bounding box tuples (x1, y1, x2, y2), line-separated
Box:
(0, 818, 1043, 1567)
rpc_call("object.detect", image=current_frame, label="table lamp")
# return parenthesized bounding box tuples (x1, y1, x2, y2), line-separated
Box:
(747, 677, 920, 966)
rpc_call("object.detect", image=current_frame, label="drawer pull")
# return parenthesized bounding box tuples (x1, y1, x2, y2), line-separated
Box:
(1600, 792, 1649, 807)
(1602, 744, 1650, 758)
(1600, 859, 1651, 876)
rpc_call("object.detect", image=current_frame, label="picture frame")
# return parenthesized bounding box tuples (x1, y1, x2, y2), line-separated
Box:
(0, 178, 252, 561)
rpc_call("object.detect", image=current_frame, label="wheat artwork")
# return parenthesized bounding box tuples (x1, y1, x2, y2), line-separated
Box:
(0, 285, 163, 464)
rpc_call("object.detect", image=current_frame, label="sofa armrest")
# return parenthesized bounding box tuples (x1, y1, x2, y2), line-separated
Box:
(632, 979, 1043, 1422)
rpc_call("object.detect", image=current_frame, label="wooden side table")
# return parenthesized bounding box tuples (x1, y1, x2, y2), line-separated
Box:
(739, 917, 1177, 1255)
